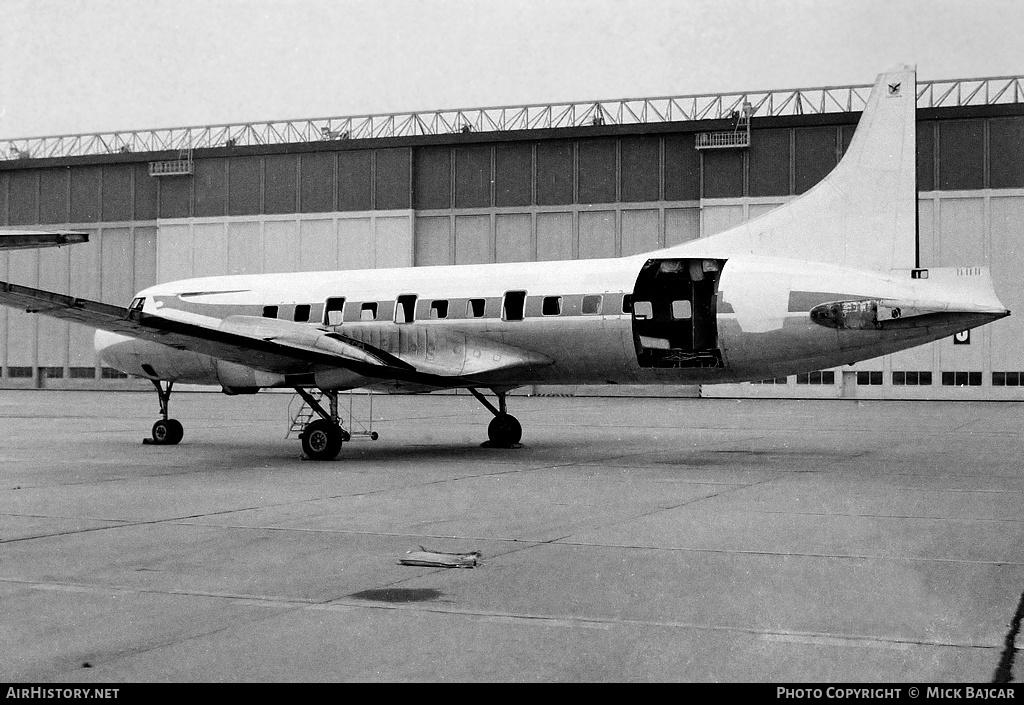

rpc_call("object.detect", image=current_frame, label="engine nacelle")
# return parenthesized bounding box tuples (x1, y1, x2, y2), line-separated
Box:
(217, 316, 377, 391)
(215, 359, 286, 390)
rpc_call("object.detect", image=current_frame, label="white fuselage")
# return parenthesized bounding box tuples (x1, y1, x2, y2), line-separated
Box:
(95, 250, 1007, 392)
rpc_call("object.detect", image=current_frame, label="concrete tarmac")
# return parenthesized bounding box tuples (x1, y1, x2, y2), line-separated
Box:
(0, 389, 1021, 682)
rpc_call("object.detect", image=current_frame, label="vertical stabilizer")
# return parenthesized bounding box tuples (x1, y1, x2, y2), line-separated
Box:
(681, 66, 917, 272)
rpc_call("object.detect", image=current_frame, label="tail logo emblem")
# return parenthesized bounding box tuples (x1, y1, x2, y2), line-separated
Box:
(887, 82, 902, 96)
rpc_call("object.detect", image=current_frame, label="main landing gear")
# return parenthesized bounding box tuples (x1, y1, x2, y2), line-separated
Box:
(144, 380, 184, 445)
(294, 388, 351, 461)
(469, 388, 522, 448)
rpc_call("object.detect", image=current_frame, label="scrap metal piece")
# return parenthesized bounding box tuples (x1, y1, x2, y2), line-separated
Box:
(399, 546, 481, 569)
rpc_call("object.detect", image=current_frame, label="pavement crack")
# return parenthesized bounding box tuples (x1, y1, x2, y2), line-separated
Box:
(992, 589, 1024, 683)
(527, 475, 778, 546)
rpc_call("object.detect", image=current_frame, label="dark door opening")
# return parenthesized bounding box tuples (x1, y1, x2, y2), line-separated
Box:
(630, 258, 725, 368)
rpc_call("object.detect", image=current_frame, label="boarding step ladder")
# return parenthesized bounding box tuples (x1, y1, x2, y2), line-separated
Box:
(286, 389, 379, 441)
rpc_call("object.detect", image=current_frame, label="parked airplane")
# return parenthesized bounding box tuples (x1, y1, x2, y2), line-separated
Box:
(0, 67, 1010, 460)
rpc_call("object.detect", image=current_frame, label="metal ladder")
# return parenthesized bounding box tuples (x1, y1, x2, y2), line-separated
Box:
(286, 389, 321, 439)
(286, 389, 378, 441)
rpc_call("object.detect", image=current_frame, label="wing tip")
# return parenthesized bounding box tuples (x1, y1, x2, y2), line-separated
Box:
(0, 230, 90, 250)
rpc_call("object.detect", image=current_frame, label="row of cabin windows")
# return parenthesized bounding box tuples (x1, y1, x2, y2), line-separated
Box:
(262, 292, 642, 325)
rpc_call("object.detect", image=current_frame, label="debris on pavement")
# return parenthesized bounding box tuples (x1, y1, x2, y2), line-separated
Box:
(399, 546, 481, 568)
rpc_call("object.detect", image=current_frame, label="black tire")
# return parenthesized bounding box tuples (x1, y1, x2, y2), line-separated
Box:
(152, 419, 183, 445)
(301, 419, 344, 461)
(487, 413, 522, 447)
(165, 419, 184, 445)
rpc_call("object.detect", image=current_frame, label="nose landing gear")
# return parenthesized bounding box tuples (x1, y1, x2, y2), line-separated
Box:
(469, 388, 522, 448)
(144, 380, 184, 445)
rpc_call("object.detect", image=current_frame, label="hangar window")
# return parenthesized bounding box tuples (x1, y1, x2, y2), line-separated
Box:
(796, 371, 835, 385)
(993, 372, 1023, 386)
(430, 300, 449, 319)
(294, 304, 311, 322)
(542, 296, 562, 316)
(632, 301, 653, 320)
(892, 371, 932, 386)
(263, 305, 279, 319)
(100, 367, 128, 379)
(467, 298, 486, 318)
(360, 302, 378, 321)
(856, 371, 883, 385)
(751, 377, 789, 384)
(582, 295, 603, 315)
(324, 297, 346, 325)
(503, 291, 526, 321)
(941, 371, 982, 386)
(671, 300, 692, 320)
(395, 294, 417, 324)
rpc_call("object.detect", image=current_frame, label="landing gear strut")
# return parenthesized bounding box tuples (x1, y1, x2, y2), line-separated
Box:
(295, 388, 350, 461)
(144, 380, 183, 445)
(469, 388, 522, 448)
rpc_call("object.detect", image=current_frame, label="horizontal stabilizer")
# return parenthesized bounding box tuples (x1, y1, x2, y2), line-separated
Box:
(809, 266, 1009, 331)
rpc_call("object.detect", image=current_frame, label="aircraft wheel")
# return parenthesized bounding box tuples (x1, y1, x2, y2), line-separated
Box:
(152, 419, 184, 445)
(301, 419, 343, 461)
(487, 413, 522, 447)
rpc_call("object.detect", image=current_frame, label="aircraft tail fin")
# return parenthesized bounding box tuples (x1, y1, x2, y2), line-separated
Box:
(681, 65, 917, 272)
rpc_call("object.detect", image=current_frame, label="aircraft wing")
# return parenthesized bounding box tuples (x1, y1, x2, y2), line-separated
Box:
(0, 281, 552, 387)
(0, 230, 89, 250)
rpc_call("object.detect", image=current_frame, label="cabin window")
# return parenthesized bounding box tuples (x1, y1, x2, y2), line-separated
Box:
(582, 295, 603, 315)
(503, 291, 526, 321)
(621, 295, 632, 314)
(395, 294, 417, 323)
(632, 301, 653, 320)
(430, 300, 449, 319)
(129, 297, 145, 312)
(324, 297, 346, 325)
(468, 298, 486, 318)
(294, 304, 311, 322)
(542, 296, 562, 316)
(263, 305, 279, 319)
(360, 302, 378, 321)
(671, 300, 692, 320)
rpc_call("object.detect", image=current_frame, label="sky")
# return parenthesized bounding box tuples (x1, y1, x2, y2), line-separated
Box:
(1, 0, 1022, 139)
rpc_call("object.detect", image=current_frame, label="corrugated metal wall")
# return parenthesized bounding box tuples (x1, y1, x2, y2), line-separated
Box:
(2, 111, 1023, 396)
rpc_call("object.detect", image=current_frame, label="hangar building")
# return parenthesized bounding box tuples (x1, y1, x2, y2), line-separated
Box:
(1, 74, 1022, 399)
